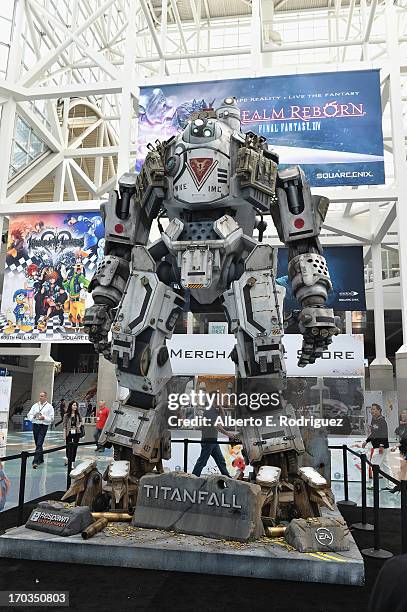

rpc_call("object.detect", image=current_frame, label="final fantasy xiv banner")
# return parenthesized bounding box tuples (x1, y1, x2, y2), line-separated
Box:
(277, 246, 366, 311)
(0, 213, 104, 342)
(138, 69, 384, 187)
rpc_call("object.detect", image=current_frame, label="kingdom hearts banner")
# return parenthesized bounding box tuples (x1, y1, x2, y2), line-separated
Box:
(277, 246, 366, 311)
(0, 213, 104, 342)
(138, 69, 384, 187)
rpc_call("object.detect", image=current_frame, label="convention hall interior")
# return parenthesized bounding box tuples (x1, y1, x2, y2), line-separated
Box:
(0, 1, 406, 611)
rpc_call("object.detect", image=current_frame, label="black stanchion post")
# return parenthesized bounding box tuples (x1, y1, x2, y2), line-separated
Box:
(17, 451, 28, 526)
(401, 480, 407, 554)
(66, 442, 72, 490)
(352, 453, 374, 531)
(362, 464, 393, 559)
(183, 439, 188, 473)
(337, 444, 356, 506)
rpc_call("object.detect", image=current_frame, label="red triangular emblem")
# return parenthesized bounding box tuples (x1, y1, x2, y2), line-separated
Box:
(189, 157, 214, 185)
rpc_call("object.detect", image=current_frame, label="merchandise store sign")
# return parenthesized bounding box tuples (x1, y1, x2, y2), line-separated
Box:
(168, 334, 364, 377)
(138, 70, 384, 187)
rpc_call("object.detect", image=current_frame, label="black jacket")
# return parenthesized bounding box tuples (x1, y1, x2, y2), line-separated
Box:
(366, 416, 389, 449)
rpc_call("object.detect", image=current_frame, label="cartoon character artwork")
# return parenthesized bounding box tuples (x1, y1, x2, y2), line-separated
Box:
(64, 215, 104, 256)
(6, 227, 28, 266)
(36, 270, 68, 332)
(4, 289, 33, 334)
(61, 261, 90, 331)
(0, 213, 104, 342)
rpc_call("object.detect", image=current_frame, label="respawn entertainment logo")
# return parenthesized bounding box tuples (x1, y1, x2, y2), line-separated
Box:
(30, 510, 70, 528)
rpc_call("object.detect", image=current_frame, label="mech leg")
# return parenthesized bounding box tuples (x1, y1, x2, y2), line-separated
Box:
(99, 245, 184, 479)
(221, 243, 286, 391)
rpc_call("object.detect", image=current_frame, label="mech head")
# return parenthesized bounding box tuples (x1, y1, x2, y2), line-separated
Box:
(182, 96, 241, 144)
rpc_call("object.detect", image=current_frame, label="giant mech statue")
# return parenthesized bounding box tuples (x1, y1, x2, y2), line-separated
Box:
(83, 97, 339, 520)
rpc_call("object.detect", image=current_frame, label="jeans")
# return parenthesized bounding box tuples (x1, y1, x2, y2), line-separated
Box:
(192, 441, 230, 477)
(66, 433, 80, 462)
(32, 423, 48, 465)
(94, 428, 102, 449)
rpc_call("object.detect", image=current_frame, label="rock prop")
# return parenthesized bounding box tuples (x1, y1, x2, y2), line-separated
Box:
(25, 501, 94, 537)
(61, 460, 102, 509)
(285, 516, 350, 552)
(132, 472, 264, 542)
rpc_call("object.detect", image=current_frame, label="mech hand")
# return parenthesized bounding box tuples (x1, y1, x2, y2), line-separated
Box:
(297, 306, 340, 367)
(84, 304, 113, 360)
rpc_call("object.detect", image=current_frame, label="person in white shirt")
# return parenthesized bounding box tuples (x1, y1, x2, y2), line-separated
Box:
(26, 391, 54, 468)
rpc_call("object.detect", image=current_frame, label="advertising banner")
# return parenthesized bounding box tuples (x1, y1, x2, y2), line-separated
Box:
(138, 69, 384, 187)
(0, 213, 104, 343)
(277, 246, 366, 312)
(0, 377, 12, 452)
(168, 333, 365, 377)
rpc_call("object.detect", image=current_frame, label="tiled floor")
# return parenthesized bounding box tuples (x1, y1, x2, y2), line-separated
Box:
(0, 430, 402, 512)
(1, 431, 113, 512)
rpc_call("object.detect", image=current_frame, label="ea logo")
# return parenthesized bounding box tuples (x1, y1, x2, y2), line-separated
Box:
(315, 527, 334, 547)
(31, 511, 41, 522)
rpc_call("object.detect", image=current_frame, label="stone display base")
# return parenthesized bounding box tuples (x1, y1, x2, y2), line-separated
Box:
(0, 507, 364, 586)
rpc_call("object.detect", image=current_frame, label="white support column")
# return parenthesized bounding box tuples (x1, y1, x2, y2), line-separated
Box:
(385, 0, 407, 404)
(251, 0, 261, 71)
(261, 0, 274, 69)
(117, 1, 139, 179)
(345, 311, 353, 334)
(160, 0, 168, 77)
(31, 344, 56, 405)
(369, 243, 393, 390)
(0, 0, 24, 200)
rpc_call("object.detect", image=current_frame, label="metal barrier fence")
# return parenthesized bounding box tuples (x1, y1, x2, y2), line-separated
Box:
(1, 439, 406, 559)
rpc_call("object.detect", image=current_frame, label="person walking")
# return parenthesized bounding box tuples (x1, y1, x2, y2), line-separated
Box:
(94, 400, 110, 452)
(192, 394, 235, 477)
(63, 401, 83, 468)
(26, 391, 54, 469)
(54, 398, 67, 427)
(362, 403, 389, 488)
(86, 401, 93, 422)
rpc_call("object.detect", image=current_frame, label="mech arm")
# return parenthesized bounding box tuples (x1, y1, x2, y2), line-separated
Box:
(84, 148, 166, 357)
(271, 166, 339, 366)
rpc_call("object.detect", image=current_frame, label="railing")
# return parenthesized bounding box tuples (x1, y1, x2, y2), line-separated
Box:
(329, 443, 406, 559)
(1, 439, 406, 560)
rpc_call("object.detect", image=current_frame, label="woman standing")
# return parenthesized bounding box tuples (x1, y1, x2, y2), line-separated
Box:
(63, 401, 83, 468)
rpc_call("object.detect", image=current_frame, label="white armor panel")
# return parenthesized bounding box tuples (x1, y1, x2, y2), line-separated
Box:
(238, 405, 305, 464)
(100, 402, 168, 462)
(111, 245, 183, 393)
(222, 244, 286, 378)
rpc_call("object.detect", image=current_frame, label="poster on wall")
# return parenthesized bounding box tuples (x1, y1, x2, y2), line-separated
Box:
(0, 213, 104, 343)
(138, 69, 384, 187)
(277, 246, 366, 312)
(0, 377, 12, 452)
